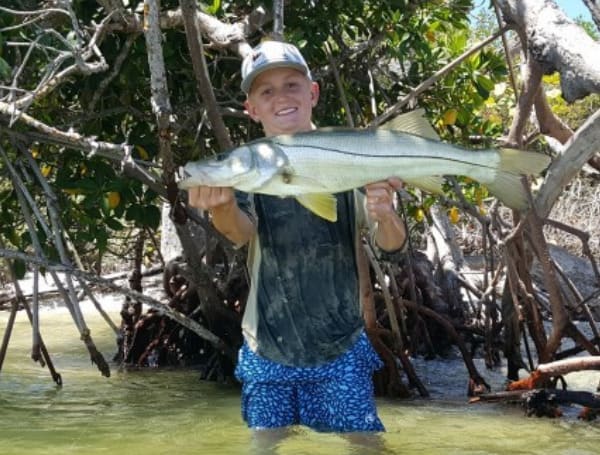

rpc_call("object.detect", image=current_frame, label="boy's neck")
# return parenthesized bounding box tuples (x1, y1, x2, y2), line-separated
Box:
(263, 122, 317, 137)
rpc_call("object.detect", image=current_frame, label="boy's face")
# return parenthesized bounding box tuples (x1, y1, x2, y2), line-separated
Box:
(244, 67, 319, 137)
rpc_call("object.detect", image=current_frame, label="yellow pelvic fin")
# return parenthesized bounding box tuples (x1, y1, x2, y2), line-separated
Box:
(296, 193, 338, 222)
(381, 108, 441, 140)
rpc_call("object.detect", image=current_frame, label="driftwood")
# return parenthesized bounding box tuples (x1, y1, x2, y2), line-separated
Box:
(508, 357, 600, 391)
(471, 389, 600, 418)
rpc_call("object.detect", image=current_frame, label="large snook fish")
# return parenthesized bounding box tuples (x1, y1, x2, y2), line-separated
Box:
(179, 113, 550, 222)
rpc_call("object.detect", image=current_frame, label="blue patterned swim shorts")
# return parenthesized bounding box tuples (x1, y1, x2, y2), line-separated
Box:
(234, 331, 385, 432)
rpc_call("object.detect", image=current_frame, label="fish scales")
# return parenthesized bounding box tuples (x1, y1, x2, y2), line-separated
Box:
(269, 130, 503, 194)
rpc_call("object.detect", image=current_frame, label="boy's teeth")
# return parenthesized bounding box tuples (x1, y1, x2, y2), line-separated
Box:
(277, 107, 296, 115)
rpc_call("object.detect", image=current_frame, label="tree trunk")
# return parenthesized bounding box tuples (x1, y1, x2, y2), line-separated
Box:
(496, 0, 600, 102)
(426, 205, 464, 317)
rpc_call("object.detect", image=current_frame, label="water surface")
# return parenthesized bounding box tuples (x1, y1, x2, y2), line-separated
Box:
(1, 296, 600, 454)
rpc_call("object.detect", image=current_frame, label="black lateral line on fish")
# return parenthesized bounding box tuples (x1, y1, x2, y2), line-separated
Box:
(271, 142, 509, 173)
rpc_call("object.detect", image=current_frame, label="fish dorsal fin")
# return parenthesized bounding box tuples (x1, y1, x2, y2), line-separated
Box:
(402, 176, 446, 195)
(381, 109, 440, 140)
(295, 194, 338, 222)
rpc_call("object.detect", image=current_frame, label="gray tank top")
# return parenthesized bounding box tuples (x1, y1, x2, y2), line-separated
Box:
(238, 191, 364, 367)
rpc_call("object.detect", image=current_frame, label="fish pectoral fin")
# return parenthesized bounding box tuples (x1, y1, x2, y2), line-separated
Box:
(296, 194, 338, 222)
(402, 176, 446, 195)
(380, 109, 441, 141)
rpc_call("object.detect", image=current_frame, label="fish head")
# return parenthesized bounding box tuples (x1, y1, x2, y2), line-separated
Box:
(178, 145, 256, 190)
(178, 140, 289, 192)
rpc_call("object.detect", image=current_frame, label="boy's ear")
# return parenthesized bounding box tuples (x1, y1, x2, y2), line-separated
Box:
(310, 82, 320, 106)
(244, 99, 260, 122)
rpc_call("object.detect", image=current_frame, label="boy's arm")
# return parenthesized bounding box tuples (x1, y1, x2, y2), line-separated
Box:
(363, 178, 407, 252)
(372, 211, 406, 252)
(187, 186, 256, 246)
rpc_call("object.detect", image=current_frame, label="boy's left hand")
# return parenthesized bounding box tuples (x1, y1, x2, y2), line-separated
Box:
(364, 178, 403, 222)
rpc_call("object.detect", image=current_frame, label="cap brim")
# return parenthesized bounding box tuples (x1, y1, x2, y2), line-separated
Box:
(241, 61, 310, 94)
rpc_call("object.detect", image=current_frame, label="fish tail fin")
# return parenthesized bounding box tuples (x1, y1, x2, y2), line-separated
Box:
(498, 148, 551, 176)
(486, 149, 551, 210)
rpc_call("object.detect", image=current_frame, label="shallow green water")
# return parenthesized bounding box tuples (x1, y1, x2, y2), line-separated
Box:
(2, 299, 600, 455)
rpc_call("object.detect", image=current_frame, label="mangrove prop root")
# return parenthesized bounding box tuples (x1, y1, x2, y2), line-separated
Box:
(367, 328, 412, 398)
(401, 297, 491, 394)
(579, 407, 600, 421)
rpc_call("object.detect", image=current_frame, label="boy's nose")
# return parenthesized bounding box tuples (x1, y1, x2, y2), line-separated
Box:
(274, 88, 287, 98)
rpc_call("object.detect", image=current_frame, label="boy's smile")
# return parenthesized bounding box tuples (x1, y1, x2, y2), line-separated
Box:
(244, 67, 319, 137)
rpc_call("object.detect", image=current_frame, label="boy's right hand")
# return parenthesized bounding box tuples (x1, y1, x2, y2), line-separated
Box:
(187, 186, 236, 213)
(188, 186, 255, 245)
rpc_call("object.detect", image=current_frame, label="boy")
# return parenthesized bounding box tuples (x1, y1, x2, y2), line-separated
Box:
(187, 41, 406, 433)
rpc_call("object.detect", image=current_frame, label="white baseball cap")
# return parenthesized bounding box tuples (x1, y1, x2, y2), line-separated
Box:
(241, 41, 312, 94)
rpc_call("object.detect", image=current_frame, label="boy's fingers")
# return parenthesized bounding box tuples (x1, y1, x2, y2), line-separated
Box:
(187, 186, 233, 210)
(387, 177, 404, 190)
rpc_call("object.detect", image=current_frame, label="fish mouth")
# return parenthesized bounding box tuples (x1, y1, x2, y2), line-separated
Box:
(179, 165, 225, 188)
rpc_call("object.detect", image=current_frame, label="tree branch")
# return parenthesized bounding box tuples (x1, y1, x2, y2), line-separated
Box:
(143, 0, 180, 210)
(179, 0, 232, 151)
(7, 8, 113, 110)
(536, 107, 600, 218)
(504, 54, 543, 147)
(89, 32, 139, 112)
(371, 28, 506, 127)
(582, 0, 600, 32)
(0, 103, 165, 197)
(106, 6, 267, 56)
